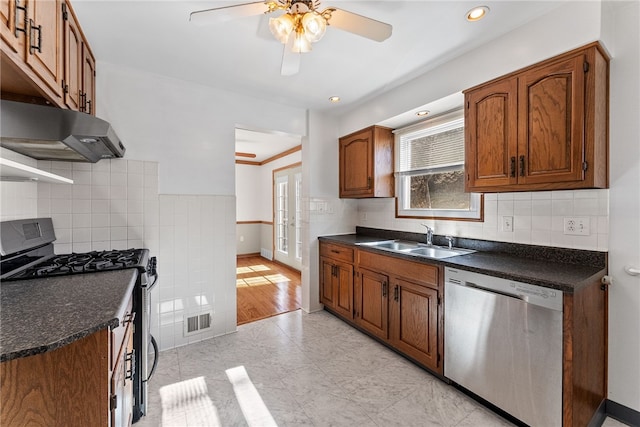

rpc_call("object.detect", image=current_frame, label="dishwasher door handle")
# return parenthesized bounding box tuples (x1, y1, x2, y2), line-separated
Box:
(461, 281, 526, 302)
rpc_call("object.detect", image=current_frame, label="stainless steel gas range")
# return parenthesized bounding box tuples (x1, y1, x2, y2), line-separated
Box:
(0, 217, 158, 423)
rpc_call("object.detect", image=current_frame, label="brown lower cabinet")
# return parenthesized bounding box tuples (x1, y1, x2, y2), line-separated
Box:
(320, 241, 443, 375)
(1, 292, 134, 427)
(319, 239, 607, 426)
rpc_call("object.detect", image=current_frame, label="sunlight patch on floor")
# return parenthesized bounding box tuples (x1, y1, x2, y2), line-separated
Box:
(159, 376, 221, 427)
(264, 274, 290, 283)
(226, 366, 277, 427)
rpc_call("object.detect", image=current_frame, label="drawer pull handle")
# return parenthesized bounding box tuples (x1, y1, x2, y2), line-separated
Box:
(14, 0, 27, 36)
(125, 349, 135, 381)
(122, 312, 135, 326)
(29, 19, 42, 54)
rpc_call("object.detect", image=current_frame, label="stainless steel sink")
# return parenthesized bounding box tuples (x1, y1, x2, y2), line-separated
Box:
(366, 241, 418, 251)
(358, 239, 475, 259)
(406, 246, 475, 259)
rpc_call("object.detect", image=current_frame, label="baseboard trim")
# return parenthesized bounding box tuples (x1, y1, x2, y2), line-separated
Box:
(588, 399, 607, 427)
(607, 399, 640, 426)
(237, 253, 261, 259)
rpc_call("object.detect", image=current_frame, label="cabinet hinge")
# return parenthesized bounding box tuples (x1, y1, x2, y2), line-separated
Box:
(110, 394, 117, 411)
(437, 353, 441, 363)
(582, 161, 588, 171)
(62, 3, 68, 20)
(437, 296, 441, 306)
(62, 81, 68, 94)
(466, 101, 470, 109)
(583, 61, 589, 73)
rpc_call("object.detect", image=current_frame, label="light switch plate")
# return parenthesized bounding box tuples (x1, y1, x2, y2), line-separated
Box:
(502, 216, 514, 232)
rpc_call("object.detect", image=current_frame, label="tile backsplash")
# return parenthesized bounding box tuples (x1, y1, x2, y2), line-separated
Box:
(357, 189, 609, 252)
(35, 159, 159, 255)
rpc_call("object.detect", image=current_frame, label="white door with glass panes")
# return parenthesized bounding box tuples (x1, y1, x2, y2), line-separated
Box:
(274, 165, 302, 270)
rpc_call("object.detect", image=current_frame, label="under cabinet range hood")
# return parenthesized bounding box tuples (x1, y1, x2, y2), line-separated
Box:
(0, 100, 125, 162)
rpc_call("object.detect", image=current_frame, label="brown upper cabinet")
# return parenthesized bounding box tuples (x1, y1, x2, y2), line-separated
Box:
(465, 42, 609, 193)
(1, 0, 96, 115)
(339, 125, 394, 198)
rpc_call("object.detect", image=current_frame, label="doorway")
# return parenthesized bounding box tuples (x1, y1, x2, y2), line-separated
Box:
(235, 128, 303, 325)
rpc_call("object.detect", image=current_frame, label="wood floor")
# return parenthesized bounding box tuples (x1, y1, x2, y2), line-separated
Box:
(236, 256, 301, 325)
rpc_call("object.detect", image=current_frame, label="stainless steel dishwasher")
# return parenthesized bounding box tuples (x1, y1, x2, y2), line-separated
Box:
(444, 267, 563, 426)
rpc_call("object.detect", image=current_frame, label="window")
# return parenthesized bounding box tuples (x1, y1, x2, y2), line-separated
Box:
(395, 110, 482, 220)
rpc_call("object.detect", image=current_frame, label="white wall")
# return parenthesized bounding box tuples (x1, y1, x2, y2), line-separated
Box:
(0, 148, 38, 221)
(601, 0, 640, 412)
(96, 62, 307, 195)
(94, 62, 307, 348)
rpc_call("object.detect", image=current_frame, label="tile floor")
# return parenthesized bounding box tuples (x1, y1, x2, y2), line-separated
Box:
(136, 309, 629, 427)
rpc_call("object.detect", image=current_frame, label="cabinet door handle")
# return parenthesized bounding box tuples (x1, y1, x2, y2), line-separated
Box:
(367, 176, 372, 188)
(14, 0, 27, 36)
(519, 155, 525, 177)
(28, 19, 42, 54)
(125, 349, 135, 381)
(79, 92, 86, 112)
(510, 157, 516, 178)
(394, 285, 399, 301)
(86, 100, 92, 115)
(382, 281, 387, 297)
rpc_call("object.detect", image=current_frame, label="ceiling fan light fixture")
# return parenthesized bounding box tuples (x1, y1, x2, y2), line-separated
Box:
(466, 6, 489, 21)
(292, 30, 312, 53)
(269, 14, 295, 43)
(302, 12, 327, 42)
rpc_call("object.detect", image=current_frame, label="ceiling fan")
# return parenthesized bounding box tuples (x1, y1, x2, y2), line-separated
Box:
(190, 0, 392, 76)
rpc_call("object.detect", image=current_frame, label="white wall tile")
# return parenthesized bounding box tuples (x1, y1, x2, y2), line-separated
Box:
(357, 189, 610, 252)
(72, 228, 91, 243)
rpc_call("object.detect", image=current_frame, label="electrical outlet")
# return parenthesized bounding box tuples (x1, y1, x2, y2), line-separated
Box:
(502, 216, 514, 232)
(563, 217, 590, 235)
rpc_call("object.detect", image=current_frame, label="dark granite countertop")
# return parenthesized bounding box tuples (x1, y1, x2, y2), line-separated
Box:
(1, 269, 137, 362)
(319, 230, 607, 293)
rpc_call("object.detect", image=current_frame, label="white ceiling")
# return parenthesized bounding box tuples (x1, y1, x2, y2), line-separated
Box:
(71, 0, 567, 159)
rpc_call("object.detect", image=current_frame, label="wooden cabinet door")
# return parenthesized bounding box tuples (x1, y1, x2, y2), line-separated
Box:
(389, 278, 440, 372)
(25, 0, 63, 97)
(339, 128, 374, 197)
(0, 0, 20, 52)
(518, 55, 586, 185)
(319, 256, 336, 308)
(355, 268, 389, 340)
(81, 42, 95, 114)
(333, 261, 353, 319)
(63, 0, 81, 111)
(465, 77, 518, 191)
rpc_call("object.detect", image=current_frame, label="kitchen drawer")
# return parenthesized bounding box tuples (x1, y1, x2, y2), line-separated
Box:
(320, 242, 354, 263)
(110, 293, 134, 370)
(358, 250, 439, 288)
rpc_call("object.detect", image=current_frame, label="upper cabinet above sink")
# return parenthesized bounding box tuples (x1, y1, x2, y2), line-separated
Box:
(339, 125, 394, 198)
(464, 42, 609, 193)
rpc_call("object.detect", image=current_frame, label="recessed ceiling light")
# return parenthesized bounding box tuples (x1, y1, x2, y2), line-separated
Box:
(329, 96, 341, 103)
(466, 6, 489, 22)
(416, 110, 430, 117)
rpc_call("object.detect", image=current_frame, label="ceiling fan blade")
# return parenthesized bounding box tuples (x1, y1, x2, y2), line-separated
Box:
(327, 8, 392, 42)
(190, 2, 268, 25)
(281, 37, 300, 76)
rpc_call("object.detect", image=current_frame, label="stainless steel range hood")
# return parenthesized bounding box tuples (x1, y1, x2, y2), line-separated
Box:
(0, 100, 125, 162)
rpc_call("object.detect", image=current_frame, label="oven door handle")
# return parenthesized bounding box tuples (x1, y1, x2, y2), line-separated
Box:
(146, 334, 159, 381)
(147, 273, 159, 291)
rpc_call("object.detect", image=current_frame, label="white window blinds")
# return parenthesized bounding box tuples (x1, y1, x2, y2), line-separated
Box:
(398, 117, 465, 172)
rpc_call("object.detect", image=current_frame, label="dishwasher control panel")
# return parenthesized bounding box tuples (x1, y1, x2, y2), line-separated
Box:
(445, 267, 563, 312)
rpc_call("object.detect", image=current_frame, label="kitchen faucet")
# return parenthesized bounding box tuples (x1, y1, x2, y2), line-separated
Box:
(421, 224, 434, 246)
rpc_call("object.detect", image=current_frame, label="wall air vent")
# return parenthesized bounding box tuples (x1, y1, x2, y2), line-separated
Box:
(184, 312, 213, 336)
